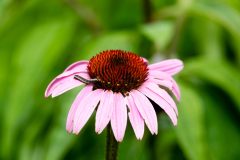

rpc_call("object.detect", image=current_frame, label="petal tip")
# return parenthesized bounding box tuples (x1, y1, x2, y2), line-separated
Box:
(95, 127, 102, 134)
(116, 137, 123, 142)
(44, 89, 51, 98)
(72, 129, 80, 135)
(177, 96, 181, 101)
(66, 129, 72, 134)
(136, 135, 143, 140)
(173, 120, 178, 126)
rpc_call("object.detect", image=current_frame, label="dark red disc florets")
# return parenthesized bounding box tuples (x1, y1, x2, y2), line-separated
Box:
(88, 50, 148, 93)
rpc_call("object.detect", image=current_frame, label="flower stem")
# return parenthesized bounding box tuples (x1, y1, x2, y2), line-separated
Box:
(106, 125, 119, 160)
(143, 0, 152, 23)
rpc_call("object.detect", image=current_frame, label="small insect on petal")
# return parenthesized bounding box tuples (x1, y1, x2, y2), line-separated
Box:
(74, 75, 98, 84)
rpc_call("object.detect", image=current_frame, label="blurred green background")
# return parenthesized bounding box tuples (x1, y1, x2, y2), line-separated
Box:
(0, 0, 240, 159)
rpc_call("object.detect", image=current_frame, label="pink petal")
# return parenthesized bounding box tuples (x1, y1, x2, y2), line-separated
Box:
(172, 79, 180, 101)
(111, 93, 127, 142)
(95, 91, 114, 134)
(55, 70, 87, 79)
(139, 83, 178, 126)
(45, 72, 89, 98)
(142, 57, 148, 64)
(149, 70, 181, 101)
(72, 89, 103, 134)
(64, 60, 89, 72)
(130, 90, 158, 134)
(147, 78, 173, 89)
(126, 95, 144, 140)
(149, 59, 183, 76)
(66, 85, 93, 133)
(45, 61, 89, 98)
(142, 81, 178, 115)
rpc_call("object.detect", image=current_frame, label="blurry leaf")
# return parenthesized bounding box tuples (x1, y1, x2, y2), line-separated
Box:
(81, 31, 140, 58)
(156, 122, 178, 160)
(1, 16, 76, 159)
(0, 53, 8, 107)
(231, 35, 240, 66)
(0, 0, 11, 18)
(199, 87, 240, 160)
(81, 0, 142, 29)
(0, 51, 9, 153)
(192, 20, 224, 60)
(189, 2, 240, 36)
(176, 81, 240, 160)
(175, 82, 208, 160)
(199, 0, 240, 11)
(140, 21, 175, 51)
(19, 104, 54, 160)
(43, 90, 80, 160)
(119, 130, 150, 160)
(183, 58, 240, 111)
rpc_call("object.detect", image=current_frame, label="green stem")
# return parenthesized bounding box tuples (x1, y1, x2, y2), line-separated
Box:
(143, 0, 152, 23)
(106, 125, 119, 160)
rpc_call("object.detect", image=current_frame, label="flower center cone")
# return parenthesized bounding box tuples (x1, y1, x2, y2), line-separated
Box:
(88, 50, 148, 93)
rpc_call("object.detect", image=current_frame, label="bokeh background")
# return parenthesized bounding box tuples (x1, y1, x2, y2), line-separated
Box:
(0, 0, 240, 159)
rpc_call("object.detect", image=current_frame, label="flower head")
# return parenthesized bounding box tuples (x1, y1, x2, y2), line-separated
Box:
(45, 50, 183, 142)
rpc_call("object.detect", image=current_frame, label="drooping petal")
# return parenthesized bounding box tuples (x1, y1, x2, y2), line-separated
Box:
(126, 95, 144, 140)
(130, 90, 158, 134)
(149, 59, 183, 75)
(95, 91, 114, 134)
(111, 93, 127, 142)
(172, 79, 180, 101)
(64, 60, 89, 72)
(143, 82, 178, 115)
(73, 89, 103, 134)
(45, 72, 89, 98)
(147, 78, 173, 89)
(149, 70, 181, 101)
(66, 85, 93, 133)
(139, 82, 178, 126)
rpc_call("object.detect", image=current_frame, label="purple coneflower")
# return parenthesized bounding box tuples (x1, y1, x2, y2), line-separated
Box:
(45, 50, 183, 142)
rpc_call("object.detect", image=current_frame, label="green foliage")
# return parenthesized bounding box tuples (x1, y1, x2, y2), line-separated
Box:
(0, 0, 239, 160)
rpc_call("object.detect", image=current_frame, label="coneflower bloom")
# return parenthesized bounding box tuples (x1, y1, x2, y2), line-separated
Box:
(45, 50, 183, 142)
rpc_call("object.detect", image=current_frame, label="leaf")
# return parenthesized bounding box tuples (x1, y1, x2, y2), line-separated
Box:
(175, 82, 208, 160)
(43, 90, 80, 160)
(231, 35, 240, 66)
(189, 2, 240, 36)
(18, 104, 54, 160)
(80, 31, 140, 58)
(80, 0, 142, 29)
(175, 81, 240, 160)
(119, 130, 150, 160)
(1, 16, 76, 159)
(198, 87, 240, 160)
(183, 58, 240, 111)
(0, 0, 11, 18)
(140, 21, 175, 51)
(191, 20, 225, 60)
(156, 118, 178, 160)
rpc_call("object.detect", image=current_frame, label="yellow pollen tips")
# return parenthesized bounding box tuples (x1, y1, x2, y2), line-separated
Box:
(125, 84, 128, 86)
(107, 82, 111, 84)
(116, 84, 120, 86)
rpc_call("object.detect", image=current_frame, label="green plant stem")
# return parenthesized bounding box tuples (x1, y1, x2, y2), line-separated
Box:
(106, 125, 119, 160)
(143, 0, 152, 23)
